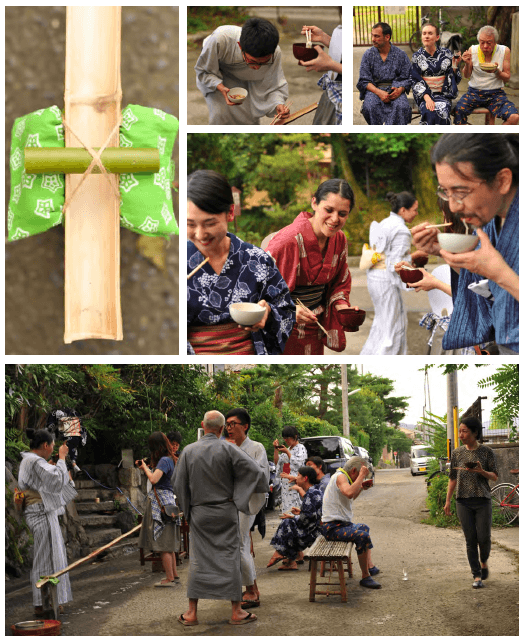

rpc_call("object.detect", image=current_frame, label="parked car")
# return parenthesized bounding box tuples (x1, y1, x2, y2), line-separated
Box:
(410, 444, 433, 476)
(301, 435, 359, 477)
(266, 460, 282, 510)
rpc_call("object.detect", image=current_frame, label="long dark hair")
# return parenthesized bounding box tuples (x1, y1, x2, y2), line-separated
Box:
(313, 179, 355, 212)
(386, 191, 416, 213)
(431, 134, 519, 186)
(147, 431, 175, 467)
(187, 170, 234, 214)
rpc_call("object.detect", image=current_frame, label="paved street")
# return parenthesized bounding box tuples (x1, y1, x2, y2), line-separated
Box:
(6, 469, 518, 636)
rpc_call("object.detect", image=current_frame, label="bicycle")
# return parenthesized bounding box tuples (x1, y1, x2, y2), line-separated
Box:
(491, 469, 519, 526)
(426, 456, 450, 487)
(409, 11, 448, 53)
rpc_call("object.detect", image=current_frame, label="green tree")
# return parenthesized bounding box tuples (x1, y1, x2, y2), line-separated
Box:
(478, 364, 519, 437)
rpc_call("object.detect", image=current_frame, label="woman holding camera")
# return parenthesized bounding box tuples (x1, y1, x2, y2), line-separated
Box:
(137, 432, 180, 586)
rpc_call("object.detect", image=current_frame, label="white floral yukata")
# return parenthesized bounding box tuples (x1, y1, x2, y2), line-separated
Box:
(276, 442, 308, 513)
(411, 47, 461, 125)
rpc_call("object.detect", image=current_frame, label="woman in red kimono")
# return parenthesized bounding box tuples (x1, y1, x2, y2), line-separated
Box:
(266, 179, 357, 354)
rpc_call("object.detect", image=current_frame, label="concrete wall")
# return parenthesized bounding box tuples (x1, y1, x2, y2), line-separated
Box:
(491, 444, 519, 486)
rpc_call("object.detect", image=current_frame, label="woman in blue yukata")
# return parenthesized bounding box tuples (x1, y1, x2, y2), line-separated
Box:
(411, 24, 462, 125)
(187, 170, 295, 355)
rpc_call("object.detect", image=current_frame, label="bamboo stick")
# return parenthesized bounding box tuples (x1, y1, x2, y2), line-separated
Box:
(275, 102, 318, 125)
(296, 298, 329, 336)
(25, 148, 159, 174)
(35, 523, 142, 589)
(64, 6, 123, 342)
(187, 256, 209, 280)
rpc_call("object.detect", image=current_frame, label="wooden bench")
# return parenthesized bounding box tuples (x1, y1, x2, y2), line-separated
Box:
(303, 535, 354, 602)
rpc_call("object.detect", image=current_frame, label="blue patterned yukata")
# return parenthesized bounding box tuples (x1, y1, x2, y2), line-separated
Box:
(411, 47, 461, 124)
(187, 233, 295, 355)
(357, 45, 412, 124)
(442, 190, 519, 354)
(270, 487, 323, 560)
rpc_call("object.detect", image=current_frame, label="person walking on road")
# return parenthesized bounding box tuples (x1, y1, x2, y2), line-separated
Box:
(444, 417, 498, 588)
(320, 456, 380, 589)
(174, 410, 268, 626)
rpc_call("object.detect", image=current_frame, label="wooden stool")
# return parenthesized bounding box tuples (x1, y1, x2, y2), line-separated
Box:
(411, 106, 495, 125)
(303, 536, 354, 602)
(470, 108, 496, 125)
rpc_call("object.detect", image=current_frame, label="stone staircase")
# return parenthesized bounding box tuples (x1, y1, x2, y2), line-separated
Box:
(74, 478, 128, 549)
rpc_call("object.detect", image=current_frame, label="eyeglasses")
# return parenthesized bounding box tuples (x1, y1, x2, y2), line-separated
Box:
(241, 50, 274, 67)
(226, 421, 245, 429)
(436, 181, 485, 205)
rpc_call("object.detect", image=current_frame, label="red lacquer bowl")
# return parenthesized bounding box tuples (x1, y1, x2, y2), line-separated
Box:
(336, 308, 366, 332)
(292, 43, 323, 63)
(399, 268, 423, 285)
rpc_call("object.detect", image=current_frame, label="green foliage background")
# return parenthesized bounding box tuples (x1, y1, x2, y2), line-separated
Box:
(187, 133, 443, 253)
(6, 364, 411, 467)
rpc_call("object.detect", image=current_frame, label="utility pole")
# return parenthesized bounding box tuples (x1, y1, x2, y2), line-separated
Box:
(341, 364, 349, 437)
(446, 370, 458, 458)
(341, 365, 361, 438)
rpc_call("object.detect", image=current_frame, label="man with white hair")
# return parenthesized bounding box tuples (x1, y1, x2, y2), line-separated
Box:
(454, 25, 519, 125)
(174, 410, 268, 626)
(320, 456, 381, 589)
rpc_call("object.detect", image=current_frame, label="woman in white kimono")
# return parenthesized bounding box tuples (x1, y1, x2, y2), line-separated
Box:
(273, 426, 308, 513)
(195, 18, 289, 125)
(18, 429, 77, 615)
(361, 191, 421, 355)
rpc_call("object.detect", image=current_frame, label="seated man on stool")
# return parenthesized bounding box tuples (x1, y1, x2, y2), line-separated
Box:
(356, 22, 412, 125)
(266, 466, 323, 571)
(321, 456, 381, 589)
(454, 25, 519, 125)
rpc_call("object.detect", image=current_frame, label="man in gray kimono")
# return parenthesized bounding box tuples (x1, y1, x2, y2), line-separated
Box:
(225, 407, 269, 609)
(174, 410, 268, 626)
(195, 17, 290, 125)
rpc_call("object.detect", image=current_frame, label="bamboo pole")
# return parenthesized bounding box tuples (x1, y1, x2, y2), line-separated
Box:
(64, 6, 123, 342)
(25, 148, 160, 174)
(35, 523, 142, 589)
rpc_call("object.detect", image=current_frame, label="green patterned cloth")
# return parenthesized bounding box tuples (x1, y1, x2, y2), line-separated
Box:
(8, 104, 179, 241)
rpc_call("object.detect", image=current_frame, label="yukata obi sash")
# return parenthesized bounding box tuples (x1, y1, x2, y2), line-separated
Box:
(188, 322, 255, 355)
(423, 75, 445, 92)
(8, 104, 179, 241)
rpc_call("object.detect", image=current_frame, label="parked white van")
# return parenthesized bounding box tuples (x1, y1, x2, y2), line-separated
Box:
(410, 444, 433, 476)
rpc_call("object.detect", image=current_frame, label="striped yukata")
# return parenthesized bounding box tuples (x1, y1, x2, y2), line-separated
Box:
(18, 452, 77, 606)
